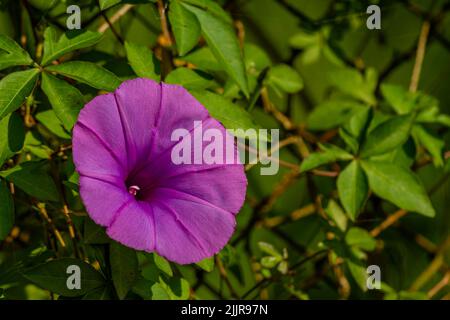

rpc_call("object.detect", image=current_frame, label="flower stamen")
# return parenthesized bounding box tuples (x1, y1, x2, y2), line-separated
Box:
(128, 185, 140, 196)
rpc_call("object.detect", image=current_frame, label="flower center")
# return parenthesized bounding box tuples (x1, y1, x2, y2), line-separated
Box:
(128, 185, 141, 197)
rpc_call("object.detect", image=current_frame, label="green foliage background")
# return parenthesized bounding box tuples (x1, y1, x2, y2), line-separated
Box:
(0, 0, 449, 300)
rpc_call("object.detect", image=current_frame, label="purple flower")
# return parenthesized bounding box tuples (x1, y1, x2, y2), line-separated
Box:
(72, 78, 247, 264)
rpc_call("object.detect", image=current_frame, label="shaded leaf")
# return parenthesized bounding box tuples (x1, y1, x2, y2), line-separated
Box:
(0, 161, 59, 201)
(24, 258, 106, 297)
(0, 112, 25, 166)
(0, 178, 14, 240)
(110, 241, 139, 300)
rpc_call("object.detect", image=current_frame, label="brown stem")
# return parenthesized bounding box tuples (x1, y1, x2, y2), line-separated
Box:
(409, 20, 430, 92)
(370, 209, 408, 237)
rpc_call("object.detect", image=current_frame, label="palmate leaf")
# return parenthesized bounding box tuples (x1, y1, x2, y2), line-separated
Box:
(41, 72, 84, 131)
(0, 35, 33, 71)
(182, 2, 249, 97)
(169, 0, 201, 56)
(41, 26, 102, 66)
(0, 69, 40, 120)
(361, 160, 435, 217)
(23, 258, 106, 297)
(46, 61, 121, 92)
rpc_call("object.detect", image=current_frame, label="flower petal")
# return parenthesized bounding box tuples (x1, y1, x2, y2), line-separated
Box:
(107, 201, 155, 252)
(74, 93, 128, 177)
(151, 188, 236, 264)
(114, 78, 161, 170)
(78, 175, 129, 226)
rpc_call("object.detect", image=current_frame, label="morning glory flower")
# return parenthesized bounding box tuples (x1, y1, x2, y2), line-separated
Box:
(72, 78, 247, 264)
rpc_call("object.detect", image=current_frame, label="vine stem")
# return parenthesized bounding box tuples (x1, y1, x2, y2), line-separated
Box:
(370, 209, 407, 237)
(409, 20, 430, 92)
(97, 4, 134, 33)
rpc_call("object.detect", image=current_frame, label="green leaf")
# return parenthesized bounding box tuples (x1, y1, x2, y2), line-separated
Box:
(345, 107, 373, 139)
(360, 114, 414, 158)
(307, 100, 363, 131)
(413, 125, 444, 167)
(0, 34, 33, 70)
(99, 0, 122, 11)
(182, 3, 249, 97)
(0, 161, 59, 201)
(151, 282, 171, 300)
(381, 84, 415, 114)
(82, 285, 114, 300)
(0, 178, 14, 240)
(346, 259, 368, 292)
(300, 144, 353, 172)
(41, 27, 103, 66)
(0, 112, 25, 166)
(181, 47, 221, 71)
(153, 253, 173, 277)
(165, 67, 213, 90)
(35, 110, 71, 139)
(329, 68, 377, 105)
(361, 160, 435, 217)
(41, 72, 84, 131)
(0, 69, 40, 120)
(337, 160, 368, 220)
(258, 242, 282, 258)
(110, 241, 139, 300)
(325, 199, 348, 232)
(261, 256, 280, 268)
(345, 227, 376, 251)
(83, 218, 110, 244)
(46, 61, 121, 91)
(180, 0, 232, 24)
(196, 257, 214, 272)
(191, 91, 260, 134)
(265, 64, 303, 94)
(158, 276, 190, 300)
(244, 43, 272, 74)
(169, 0, 201, 56)
(124, 41, 160, 80)
(23, 258, 106, 297)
